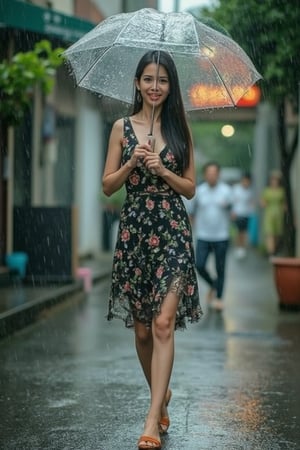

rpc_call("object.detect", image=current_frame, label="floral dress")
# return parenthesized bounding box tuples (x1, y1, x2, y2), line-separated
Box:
(107, 117, 202, 329)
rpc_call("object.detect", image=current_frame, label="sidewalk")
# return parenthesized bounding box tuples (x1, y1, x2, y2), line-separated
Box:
(0, 247, 299, 449)
(0, 247, 292, 338)
(0, 252, 113, 338)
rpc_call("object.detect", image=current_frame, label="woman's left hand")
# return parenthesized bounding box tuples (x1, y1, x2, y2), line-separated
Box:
(143, 152, 165, 176)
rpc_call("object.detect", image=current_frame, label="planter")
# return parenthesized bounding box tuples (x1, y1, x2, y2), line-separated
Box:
(271, 257, 300, 308)
(5, 252, 28, 278)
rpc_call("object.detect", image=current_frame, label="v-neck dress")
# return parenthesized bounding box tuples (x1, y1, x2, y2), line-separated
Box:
(107, 117, 202, 329)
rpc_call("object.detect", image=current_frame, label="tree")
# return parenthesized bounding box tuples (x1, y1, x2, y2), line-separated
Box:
(191, 0, 300, 255)
(0, 40, 64, 261)
(0, 40, 64, 125)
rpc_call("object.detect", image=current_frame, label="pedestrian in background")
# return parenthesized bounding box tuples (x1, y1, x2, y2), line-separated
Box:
(231, 172, 255, 259)
(102, 50, 202, 450)
(260, 171, 285, 257)
(190, 161, 232, 311)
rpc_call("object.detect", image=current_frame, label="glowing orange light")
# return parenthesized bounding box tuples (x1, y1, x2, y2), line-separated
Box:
(188, 84, 261, 108)
(189, 85, 230, 108)
(237, 85, 261, 107)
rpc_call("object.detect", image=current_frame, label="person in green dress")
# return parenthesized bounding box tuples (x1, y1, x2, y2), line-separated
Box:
(260, 171, 285, 256)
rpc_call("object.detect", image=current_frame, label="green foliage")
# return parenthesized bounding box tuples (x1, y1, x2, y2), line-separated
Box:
(187, 9, 231, 37)
(100, 185, 126, 211)
(201, 0, 300, 109)
(191, 121, 254, 173)
(0, 40, 64, 125)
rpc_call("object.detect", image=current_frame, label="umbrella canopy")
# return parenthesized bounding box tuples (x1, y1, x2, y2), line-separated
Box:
(64, 8, 261, 110)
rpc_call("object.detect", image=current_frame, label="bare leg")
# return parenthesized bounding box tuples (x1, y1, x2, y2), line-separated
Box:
(140, 291, 179, 445)
(234, 228, 248, 261)
(236, 231, 243, 247)
(237, 230, 248, 248)
(134, 319, 171, 438)
(134, 320, 153, 388)
(266, 235, 275, 255)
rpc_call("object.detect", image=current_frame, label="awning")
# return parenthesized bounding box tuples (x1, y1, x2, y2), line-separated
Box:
(0, 0, 94, 43)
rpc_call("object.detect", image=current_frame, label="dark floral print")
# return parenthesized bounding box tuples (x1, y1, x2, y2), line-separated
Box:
(107, 117, 202, 329)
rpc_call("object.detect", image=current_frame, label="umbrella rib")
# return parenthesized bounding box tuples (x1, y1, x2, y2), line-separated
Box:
(149, 50, 161, 136)
(76, 46, 113, 86)
(191, 20, 241, 105)
(76, 11, 159, 87)
(208, 58, 237, 105)
(76, 13, 141, 86)
(113, 12, 140, 44)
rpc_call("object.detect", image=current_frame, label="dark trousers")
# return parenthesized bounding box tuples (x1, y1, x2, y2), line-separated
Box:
(195, 239, 229, 299)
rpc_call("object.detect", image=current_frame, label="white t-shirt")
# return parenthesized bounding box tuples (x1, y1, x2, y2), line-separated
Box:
(231, 183, 254, 217)
(190, 181, 233, 241)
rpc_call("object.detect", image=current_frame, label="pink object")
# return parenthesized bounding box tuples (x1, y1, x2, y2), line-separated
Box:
(76, 267, 92, 293)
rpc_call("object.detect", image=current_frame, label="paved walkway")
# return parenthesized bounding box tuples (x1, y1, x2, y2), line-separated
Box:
(0, 252, 113, 338)
(0, 247, 299, 449)
(0, 247, 295, 339)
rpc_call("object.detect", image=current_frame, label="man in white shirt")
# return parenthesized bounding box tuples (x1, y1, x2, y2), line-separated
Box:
(190, 162, 232, 310)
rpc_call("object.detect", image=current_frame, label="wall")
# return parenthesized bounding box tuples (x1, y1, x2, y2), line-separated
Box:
(124, 0, 158, 11)
(75, 0, 105, 22)
(75, 91, 103, 256)
(252, 102, 279, 196)
(91, 0, 123, 17)
(92, 0, 158, 16)
(49, 0, 74, 15)
(251, 102, 279, 245)
(30, 0, 74, 14)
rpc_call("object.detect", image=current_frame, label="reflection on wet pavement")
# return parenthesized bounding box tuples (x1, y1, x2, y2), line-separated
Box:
(0, 250, 299, 449)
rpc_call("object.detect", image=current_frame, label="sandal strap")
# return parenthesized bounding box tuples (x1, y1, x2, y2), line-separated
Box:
(159, 416, 170, 427)
(138, 435, 161, 449)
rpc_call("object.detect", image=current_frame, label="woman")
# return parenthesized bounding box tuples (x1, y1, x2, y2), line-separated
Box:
(102, 50, 202, 450)
(260, 171, 285, 257)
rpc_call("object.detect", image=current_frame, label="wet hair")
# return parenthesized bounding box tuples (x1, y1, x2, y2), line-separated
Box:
(132, 50, 191, 171)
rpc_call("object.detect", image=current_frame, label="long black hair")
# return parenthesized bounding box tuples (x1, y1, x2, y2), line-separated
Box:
(132, 50, 191, 171)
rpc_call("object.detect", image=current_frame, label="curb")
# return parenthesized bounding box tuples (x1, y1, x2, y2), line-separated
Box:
(0, 270, 110, 339)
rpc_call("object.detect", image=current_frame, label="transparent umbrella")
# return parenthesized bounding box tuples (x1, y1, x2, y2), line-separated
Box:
(63, 8, 261, 111)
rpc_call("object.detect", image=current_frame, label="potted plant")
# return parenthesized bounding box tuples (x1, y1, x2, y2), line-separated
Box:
(270, 257, 300, 308)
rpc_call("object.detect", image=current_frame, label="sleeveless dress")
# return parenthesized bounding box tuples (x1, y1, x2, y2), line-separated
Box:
(261, 187, 285, 236)
(107, 117, 202, 329)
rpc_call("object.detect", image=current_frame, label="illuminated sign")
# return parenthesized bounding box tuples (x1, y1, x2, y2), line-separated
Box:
(189, 84, 261, 108)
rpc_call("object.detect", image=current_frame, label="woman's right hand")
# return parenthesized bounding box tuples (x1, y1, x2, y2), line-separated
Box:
(128, 144, 152, 168)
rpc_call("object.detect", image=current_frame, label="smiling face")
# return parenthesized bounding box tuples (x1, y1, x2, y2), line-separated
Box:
(136, 62, 170, 108)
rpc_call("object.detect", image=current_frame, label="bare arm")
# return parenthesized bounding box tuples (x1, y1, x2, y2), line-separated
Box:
(102, 119, 151, 197)
(103, 119, 196, 199)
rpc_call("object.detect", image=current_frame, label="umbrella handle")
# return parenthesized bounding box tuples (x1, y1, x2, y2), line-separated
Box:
(147, 134, 155, 152)
(147, 134, 156, 175)
(149, 102, 155, 137)
(149, 52, 160, 136)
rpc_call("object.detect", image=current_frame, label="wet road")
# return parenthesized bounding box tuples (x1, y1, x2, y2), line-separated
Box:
(0, 251, 300, 449)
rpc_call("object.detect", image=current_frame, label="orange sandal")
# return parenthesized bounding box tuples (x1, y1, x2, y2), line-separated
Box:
(138, 435, 161, 449)
(159, 389, 172, 433)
